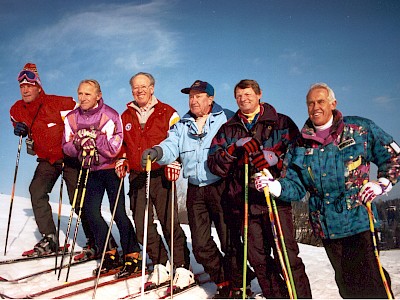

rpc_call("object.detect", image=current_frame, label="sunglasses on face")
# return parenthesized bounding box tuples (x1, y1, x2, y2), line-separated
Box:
(17, 70, 39, 83)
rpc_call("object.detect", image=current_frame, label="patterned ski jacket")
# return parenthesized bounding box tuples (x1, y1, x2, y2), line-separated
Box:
(207, 102, 300, 215)
(120, 98, 179, 172)
(157, 102, 234, 186)
(10, 91, 76, 164)
(62, 98, 123, 171)
(278, 110, 400, 239)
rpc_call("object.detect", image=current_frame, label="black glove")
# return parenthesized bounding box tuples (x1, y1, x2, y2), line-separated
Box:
(14, 122, 29, 137)
(141, 146, 163, 169)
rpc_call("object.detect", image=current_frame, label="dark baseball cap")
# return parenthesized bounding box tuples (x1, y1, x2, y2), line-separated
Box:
(181, 80, 214, 96)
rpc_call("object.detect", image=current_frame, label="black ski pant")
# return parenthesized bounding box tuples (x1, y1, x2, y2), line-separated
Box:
(186, 180, 227, 283)
(29, 158, 94, 245)
(322, 230, 393, 299)
(129, 169, 190, 268)
(247, 204, 312, 298)
(84, 169, 140, 256)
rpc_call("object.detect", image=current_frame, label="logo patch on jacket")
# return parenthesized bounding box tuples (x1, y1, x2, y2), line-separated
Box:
(125, 123, 132, 131)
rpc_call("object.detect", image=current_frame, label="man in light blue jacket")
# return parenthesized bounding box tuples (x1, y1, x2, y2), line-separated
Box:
(142, 80, 250, 297)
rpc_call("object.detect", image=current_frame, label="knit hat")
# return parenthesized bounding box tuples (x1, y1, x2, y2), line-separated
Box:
(17, 63, 42, 87)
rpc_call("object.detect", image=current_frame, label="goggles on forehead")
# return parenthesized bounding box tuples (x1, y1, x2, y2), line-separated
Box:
(17, 70, 40, 83)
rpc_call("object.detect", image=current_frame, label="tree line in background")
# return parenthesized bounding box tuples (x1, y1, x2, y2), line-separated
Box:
(292, 197, 400, 249)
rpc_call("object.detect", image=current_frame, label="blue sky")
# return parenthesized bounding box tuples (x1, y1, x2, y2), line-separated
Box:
(0, 0, 399, 200)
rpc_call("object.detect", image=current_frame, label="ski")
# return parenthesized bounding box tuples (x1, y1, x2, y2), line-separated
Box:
(50, 269, 147, 299)
(0, 244, 71, 265)
(0, 255, 93, 283)
(119, 271, 208, 299)
(24, 265, 126, 298)
(159, 280, 211, 299)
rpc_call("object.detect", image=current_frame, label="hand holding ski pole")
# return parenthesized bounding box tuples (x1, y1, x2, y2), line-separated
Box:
(254, 169, 282, 197)
(165, 161, 181, 182)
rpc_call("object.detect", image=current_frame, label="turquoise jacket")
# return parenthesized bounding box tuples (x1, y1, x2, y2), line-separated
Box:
(157, 102, 234, 186)
(279, 110, 400, 239)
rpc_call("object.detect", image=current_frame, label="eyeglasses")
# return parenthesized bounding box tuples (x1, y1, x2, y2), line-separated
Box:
(132, 85, 152, 92)
(17, 70, 39, 83)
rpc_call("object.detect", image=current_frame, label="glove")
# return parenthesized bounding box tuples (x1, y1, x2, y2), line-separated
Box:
(81, 137, 96, 151)
(251, 150, 279, 171)
(359, 177, 393, 203)
(141, 146, 163, 169)
(78, 128, 97, 139)
(14, 122, 28, 137)
(254, 169, 282, 197)
(73, 129, 97, 150)
(115, 158, 129, 178)
(235, 137, 260, 155)
(165, 161, 181, 181)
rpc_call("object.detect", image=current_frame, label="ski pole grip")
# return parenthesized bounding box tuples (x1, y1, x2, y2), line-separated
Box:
(244, 152, 249, 164)
(146, 155, 151, 172)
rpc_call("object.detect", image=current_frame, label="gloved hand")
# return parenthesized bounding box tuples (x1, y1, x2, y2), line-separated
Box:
(141, 146, 163, 169)
(115, 158, 129, 178)
(235, 137, 260, 155)
(165, 161, 181, 181)
(359, 177, 393, 203)
(81, 137, 96, 151)
(254, 169, 282, 197)
(14, 122, 28, 137)
(73, 129, 97, 150)
(250, 150, 279, 171)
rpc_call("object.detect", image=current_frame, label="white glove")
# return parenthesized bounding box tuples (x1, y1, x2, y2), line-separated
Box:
(254, 168, 282, 197)
(359, 177, 393, 203)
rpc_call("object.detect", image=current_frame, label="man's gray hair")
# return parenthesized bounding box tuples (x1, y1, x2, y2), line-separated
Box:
(306, 82, 336, 103)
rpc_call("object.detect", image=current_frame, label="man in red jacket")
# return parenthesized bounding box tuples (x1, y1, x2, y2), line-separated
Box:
(10, 63, 95, 256)
(116, 72, 193, 290)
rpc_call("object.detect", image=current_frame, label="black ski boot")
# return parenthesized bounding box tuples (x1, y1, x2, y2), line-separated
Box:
(93, 249, 121, 275)
(115, 252, 142, 278)
(33, 234, 58, 256)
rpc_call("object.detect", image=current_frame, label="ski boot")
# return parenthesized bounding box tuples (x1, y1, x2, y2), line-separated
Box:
(143, 261, 170, 291)
(92, 248, 121, 275)
(115, 252, 142, 278)
(33, 234, 58, 256)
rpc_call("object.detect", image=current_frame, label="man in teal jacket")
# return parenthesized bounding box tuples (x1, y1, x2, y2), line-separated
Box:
(255, 82, 400, 298)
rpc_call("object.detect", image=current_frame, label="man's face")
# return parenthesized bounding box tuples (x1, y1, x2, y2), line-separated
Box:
(131, 75, 154, 107)
(235, 87, 261, 114)
(20, 84, 41, 103)
(306, 88, 336, 126)
(189, 90, 213, 117)
(77, 82, 101, 111)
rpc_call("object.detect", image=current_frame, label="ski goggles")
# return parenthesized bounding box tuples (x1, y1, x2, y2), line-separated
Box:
(17, 70, 40, 84)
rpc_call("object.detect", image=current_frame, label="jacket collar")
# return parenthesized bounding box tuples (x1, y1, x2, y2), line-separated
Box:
(301, 109, 345, 145)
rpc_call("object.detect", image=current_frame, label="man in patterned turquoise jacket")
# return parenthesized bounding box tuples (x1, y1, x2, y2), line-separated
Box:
(255, 82, 400, 298)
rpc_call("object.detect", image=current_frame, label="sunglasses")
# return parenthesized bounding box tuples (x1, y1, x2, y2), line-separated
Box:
(18, 70, 39, 83)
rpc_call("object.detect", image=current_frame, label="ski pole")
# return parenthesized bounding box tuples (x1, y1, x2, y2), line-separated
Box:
(170, 180, 175, 299)
(141, 155, 151, 298)
(92, 175, 125, 299)
(271, 194, 297, 298)
(64, 148, 94, 282)
(57, 153, 87, 280)
(366, 201, 393, 299)
(55, 166, 64, 273)
(4, 135, 23, 256)
(242, 154, 249, 300)
(263, 184, 294, 299)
